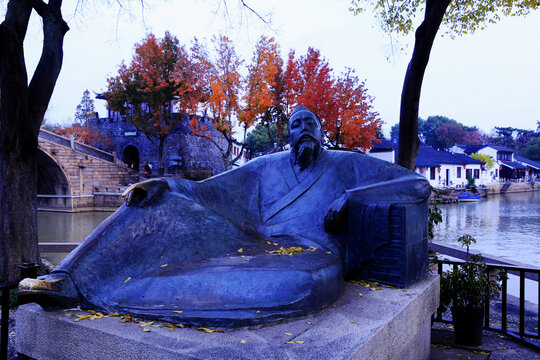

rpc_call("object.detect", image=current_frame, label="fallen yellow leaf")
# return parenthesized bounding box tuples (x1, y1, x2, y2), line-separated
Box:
(237, 248, 243, 253)
(307, 322, 312, 325)
(74, 314, 91, 322)
(143, 328, 151, 332)
(172, 310, 183, 314)
(256, 311, 261, 314)
(64, 314, 73, 317)
(286, 341, 294, 344)
(240, 339, 246, 344)
(124, 277, 132, 283)
(358, 293, 363, 296)
(160, 264, 168, 268)
(285, 332, 293, 336)
(295, 341, 304, 344)
(197, 327, 223, 333)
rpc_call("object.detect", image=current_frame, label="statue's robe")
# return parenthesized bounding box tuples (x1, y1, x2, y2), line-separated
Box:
(48, 149, 430, 326)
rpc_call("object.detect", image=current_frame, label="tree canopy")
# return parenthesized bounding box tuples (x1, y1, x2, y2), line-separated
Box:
(104, 32, 201, 175)
(74, 89, 96, 125)
(349, 0, 540, 169)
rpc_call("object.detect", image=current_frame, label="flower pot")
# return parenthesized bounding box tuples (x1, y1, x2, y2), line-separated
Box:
(451, 307, 484, 346)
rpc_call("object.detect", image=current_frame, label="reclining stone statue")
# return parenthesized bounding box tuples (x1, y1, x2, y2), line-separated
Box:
(20, 106, 430, 327)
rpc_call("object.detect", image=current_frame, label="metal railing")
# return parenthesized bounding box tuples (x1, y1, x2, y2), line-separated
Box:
(0, 263, 40, 360)
(434, 259, 540, 350)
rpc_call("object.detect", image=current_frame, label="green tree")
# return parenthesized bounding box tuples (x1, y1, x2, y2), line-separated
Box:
(350, 0, 540, 169)
(523, 137, 540, 161)
(246, 122, 287, 154)
(74, 89, 96, 125)
(471, 153, 494, 170)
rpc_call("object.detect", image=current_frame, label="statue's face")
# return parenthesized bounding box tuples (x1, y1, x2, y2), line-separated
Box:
(288, 111, 323, 149)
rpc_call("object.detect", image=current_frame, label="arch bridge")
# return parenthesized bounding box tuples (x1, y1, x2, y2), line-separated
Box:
(37, 130, 140, 212)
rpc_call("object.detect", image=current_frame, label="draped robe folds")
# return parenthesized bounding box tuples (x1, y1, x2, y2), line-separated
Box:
(48, 149, 430, 326)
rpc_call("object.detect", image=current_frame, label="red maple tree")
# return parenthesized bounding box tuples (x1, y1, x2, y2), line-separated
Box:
(105, 32, 202, 175)
(188, 35, 246, 170)
(327, 69, 382, 151)
(284, 48, 381, 151)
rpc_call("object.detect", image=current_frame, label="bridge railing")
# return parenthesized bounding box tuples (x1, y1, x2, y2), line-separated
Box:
(39, 129, 115, 163)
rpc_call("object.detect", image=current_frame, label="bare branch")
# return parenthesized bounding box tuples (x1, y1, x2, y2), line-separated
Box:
(240, 0, 270, 25)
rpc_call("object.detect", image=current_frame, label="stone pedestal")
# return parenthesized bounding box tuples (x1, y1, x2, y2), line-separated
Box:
(16, 275, 439, 360)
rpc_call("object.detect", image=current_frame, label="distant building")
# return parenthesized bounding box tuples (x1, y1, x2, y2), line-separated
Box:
(230, 141, 252, 168)
(414, 146, 485, 188)
(366, 139, 396, 163)
(450, 144, 536, 181)
(91, 96, 228, 177)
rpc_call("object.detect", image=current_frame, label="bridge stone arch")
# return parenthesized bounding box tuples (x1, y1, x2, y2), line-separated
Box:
(37, 130, 140, 211)
(37, 148, 74, 209)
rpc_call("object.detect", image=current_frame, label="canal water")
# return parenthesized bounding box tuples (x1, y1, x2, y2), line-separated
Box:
(38, 211, 113, 266)
(434, 191, 540, 268)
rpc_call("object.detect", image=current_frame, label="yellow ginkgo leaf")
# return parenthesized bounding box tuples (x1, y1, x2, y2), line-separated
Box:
(74, 314, 91, 322)
(285, 332, 293, 336)
(295, 341, 304, 344)
(237, 248, 243, 253)
(124, 277, 132, 283)
(240, 339, 246, 344)
(197, 327, 223, 333)
(143, 328, 151, 332)
(286, 341, 294, 344)
(307, 321, 312, 325)
(160, 264, 168, 268)
(172, 310, 183, 314)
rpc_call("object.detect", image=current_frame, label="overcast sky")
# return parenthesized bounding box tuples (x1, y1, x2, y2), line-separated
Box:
(20, 0, 540, 136)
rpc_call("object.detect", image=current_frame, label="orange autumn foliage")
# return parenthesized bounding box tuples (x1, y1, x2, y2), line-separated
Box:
(284, 48, 381, 151)
(55, 125, 111, 150)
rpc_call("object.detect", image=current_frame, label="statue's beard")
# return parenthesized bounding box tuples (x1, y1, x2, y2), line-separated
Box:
(294, 136, 320, 170)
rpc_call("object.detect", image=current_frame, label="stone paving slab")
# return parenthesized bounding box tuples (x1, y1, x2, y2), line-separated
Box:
(16, 275, 439, 360)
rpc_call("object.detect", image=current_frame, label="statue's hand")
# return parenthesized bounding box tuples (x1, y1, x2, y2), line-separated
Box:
(324, 193, 348, 232)
(122, 179, 170, 207)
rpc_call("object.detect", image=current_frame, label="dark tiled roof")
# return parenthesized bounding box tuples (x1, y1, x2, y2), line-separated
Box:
(488, 145, 515, 153)
(370, 139, 398, 150)
(454, 144, 487, 154)
(454, 144, 515, 155)
(514, 155, 540, 169)
(500, 161, 528, 170)
(415, 146, 484, 168)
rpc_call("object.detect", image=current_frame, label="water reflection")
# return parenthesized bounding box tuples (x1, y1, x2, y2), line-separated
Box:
(38, 211, 113, 266)
(435, 192, 540, 267)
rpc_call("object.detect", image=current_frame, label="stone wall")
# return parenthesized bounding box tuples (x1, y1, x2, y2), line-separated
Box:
(88, 114, 226, 176)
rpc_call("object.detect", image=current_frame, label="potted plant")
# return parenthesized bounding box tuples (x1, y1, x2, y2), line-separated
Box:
(439, 234, 505, 346)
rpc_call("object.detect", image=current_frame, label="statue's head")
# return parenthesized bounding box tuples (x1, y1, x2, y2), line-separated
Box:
(288, 106, 323, 169)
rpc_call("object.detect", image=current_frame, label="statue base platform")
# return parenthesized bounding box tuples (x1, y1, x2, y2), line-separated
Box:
(16, 275, 439, 360)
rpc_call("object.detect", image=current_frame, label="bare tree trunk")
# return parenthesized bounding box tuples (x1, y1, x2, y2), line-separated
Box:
(397, 0, 451, 170)
(0, 0, 68, 281)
